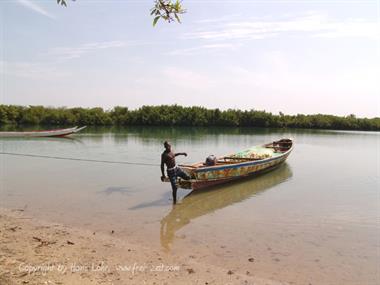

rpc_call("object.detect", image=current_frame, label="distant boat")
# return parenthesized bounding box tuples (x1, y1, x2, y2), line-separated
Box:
(173, 138, 293, 190)
(0, 126, 86, 138)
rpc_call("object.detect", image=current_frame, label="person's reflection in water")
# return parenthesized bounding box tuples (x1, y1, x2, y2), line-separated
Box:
(160, 204, 190, 251)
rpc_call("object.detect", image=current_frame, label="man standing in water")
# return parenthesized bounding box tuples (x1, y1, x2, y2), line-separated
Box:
(161, 141, 191, 204)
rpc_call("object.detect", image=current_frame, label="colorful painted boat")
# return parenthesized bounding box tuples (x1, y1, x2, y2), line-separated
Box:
(0, 126, 86, 138)
(175, 138, 293, 190)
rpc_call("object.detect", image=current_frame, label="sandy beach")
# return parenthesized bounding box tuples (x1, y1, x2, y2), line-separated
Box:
(0, 207, 285, 285)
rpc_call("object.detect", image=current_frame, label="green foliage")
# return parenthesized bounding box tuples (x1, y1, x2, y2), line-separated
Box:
(0, 105, 379, 131)
(57, 0, 68, 7)
(56, 0, 185, 26)
(151, 0, 185, 26)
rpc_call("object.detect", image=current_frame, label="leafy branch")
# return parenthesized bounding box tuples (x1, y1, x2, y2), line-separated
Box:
(56, 0, 186, 26)
(57, 0, 69, 7)
(151, 0, 186, 26)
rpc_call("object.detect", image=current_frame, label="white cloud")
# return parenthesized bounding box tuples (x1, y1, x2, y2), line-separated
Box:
(215, 51, 380, 116)
(161, 66, 216, 89)
(312, 19, 379, 39)
(140, 51, 379, 116)
(0, 40, 140, 79)
(194, 14, 241, 24)
(16, 0, 55, 19)
(48, 41, 128, 60)
(167, 43, 242, 56)
(0, 60, 69, 79)
(183, 13, 379, 41)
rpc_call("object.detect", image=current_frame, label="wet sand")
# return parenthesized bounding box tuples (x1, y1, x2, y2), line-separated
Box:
(0, 207, 284, 285)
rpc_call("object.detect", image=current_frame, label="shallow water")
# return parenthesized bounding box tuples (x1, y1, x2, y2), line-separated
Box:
(1, 127, 379, 284)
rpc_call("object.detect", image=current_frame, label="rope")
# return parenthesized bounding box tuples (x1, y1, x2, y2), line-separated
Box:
(0, 152, 159, 167)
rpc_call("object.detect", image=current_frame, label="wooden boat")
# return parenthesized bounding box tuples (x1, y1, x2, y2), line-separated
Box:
(174, 138, 293, 190)
(0, 126, 86, 138)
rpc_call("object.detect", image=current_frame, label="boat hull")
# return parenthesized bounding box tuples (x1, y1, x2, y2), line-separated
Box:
(176, 138, 293, 190)
(188, 159, 288, 190)
(0, 126, 86, 138)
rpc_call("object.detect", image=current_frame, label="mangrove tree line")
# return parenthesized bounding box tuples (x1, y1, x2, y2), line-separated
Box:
(0, 105, 378, 131)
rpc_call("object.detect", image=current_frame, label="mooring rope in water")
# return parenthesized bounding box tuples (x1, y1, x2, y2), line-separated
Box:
(0, 152, 160, 167)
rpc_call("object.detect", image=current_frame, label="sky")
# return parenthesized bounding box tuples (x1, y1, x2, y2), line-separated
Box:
(0, 0, 379, 117)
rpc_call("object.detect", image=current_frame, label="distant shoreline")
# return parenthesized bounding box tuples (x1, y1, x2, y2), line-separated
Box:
(1, 104, 379, 131)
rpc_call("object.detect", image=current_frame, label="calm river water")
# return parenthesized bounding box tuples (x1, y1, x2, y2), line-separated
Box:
(1, 127, 379, 284)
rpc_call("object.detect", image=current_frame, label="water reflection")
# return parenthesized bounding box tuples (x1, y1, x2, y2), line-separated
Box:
(160, 164, 293, 251)
(97, 186, 136, 196)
